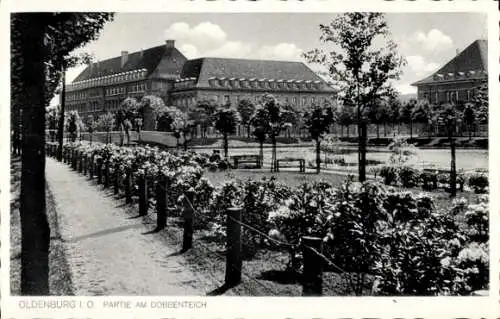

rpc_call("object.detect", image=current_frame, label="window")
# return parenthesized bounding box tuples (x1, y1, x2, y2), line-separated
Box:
(235, 95, 240, 103)
(302, 97, 306, 106)
(466, 90, 471, 101)
(224, 95, 230, 105)
(311, 97, 316, 105)
(293, 97, 297, 105)
(213, 95, 218, 103)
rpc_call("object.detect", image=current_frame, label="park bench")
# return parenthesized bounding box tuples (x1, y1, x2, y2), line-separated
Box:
(422, 168, 465, 191)
(231, 154, 261, 169)
(275, 157, 305, 173)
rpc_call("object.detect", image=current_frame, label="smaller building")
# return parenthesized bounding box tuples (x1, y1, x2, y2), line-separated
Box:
(170, 57, 336, 110)
(411, 39, 487, 105)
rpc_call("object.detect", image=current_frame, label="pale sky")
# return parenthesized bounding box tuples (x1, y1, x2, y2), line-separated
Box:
(53, 12, 487, 106)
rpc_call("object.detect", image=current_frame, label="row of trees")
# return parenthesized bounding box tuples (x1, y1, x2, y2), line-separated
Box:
(11, 13, 114, 295)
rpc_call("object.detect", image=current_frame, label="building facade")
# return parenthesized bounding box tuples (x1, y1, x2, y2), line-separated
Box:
(411, 39, 488, 105)
(67, 40, 336, 128)
(170, 57, 336, 111)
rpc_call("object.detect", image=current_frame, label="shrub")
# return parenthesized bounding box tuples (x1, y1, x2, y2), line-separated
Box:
(464, 196, 489, 243)
(333, 156, 347, 166)
(468, 172, 488, 194)
(379, 165, 398, 185)
(398, 166, 419, 188)
(420, 171, 438, 191)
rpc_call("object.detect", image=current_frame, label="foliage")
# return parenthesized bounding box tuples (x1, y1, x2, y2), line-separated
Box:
(467, 172, 488, 194)
(59, 140, 490, 296)
(388, 136, 417, 165)
(214, 106, 241, 159)
(379, 165, 398, 185)
(303, 103, 337, 172)
(65, 110, 84, 142)
(472, 83, 488, 124)
(303, 13, 405, 182)
(236, 99, 256, 127)
(398, 166, 420, 188)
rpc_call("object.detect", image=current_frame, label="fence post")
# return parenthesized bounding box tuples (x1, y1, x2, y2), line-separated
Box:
(225, 207, 243, 287)
(301, 236, 323, 296)
(82, 155, 87, 175)
(138, 174, 148, 216)
(103, 160, 110, 188)
(89, 156, 94, 179)
(97, 158, 102, 184)
(113, 166, 120, 195)
(182, 189, 195, 252)
(78, 152, 83, 173)
(155, 177, 167, 230)
(125, 169, 132, 204)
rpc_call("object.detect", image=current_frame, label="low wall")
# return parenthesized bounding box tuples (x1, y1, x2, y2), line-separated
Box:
(81, 131, 178, 148)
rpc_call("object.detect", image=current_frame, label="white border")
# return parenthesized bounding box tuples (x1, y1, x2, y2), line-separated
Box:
(1, 1, 499, 318)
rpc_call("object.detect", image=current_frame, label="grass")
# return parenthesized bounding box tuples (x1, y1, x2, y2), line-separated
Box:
(10, 156, 74, 295)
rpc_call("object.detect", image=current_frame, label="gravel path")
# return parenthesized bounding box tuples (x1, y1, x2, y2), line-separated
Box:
(45, 158, 208, 295)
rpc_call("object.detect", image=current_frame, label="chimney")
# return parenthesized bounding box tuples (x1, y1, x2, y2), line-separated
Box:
(165, 39, 175, 49)
(121, 51, 129, 67)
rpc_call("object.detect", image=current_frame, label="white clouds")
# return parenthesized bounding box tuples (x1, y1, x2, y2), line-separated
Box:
(410, 29, 453, 52)
(165, 22, 304, 62)
(256, 43, 303, 61)
(164, 22, 227, 52)
(406, 55, 439, 76)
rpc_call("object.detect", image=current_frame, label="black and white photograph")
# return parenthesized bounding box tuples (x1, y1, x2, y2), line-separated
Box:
(3, 2, 499, 318)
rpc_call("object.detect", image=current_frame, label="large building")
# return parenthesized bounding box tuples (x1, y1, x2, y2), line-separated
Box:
(411, 39, 488, 105)
(66, 40, 336, 127)
(171, 57, 335, 111)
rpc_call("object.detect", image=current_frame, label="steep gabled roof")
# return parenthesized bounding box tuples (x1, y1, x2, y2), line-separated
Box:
(72, 44, 187, 82)
(179, 57, 334, 90)
(412, 39, 488, 86)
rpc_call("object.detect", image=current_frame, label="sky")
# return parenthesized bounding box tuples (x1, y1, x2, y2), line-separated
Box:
(54, 12, 487, 106)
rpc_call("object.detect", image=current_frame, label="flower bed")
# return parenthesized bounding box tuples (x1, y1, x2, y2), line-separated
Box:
(49, 141, 489, 296)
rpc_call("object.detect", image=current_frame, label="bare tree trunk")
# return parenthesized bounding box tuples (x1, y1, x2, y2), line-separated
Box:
(19, 15, 50, 295)
(57, 63, 66, 161)
(449, 126, 457, 197)
(358, 123, 367, 182)
(316, 139, 321, 174)
(223, 133, 229, 159)
(259, 141, 264, 167)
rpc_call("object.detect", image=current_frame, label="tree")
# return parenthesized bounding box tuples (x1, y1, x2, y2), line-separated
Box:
(463, 103, 475, 140)
(388, 96, 402, 135)
(412, 99, 431, 138)
(117, 97, 139, 145)
(472, 83, 488, 125)
(139, 95, 166, 132)
(338, 104, 354, 137)
(304, 13, 405, 182)
(187, 99, 218, 138)
(259, 94, 293, 172)
(56, 52, 94, 160)
(214, 106, 241, 159)
(375, 99, 391, 137)
(250, 108, 269, 166)
(45, 106, 59, 142)
(236, 99, 256, 138)
(430, 103, 461, 197)
(304, 103, 336, 173)
(86, 115, 95, 145)
(400, 98, 417, 139)
(166, 106, 192, 150)
(11, 12, 113, 295)
(96, 112, 115, 144)
(66, 110, 83, 142)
